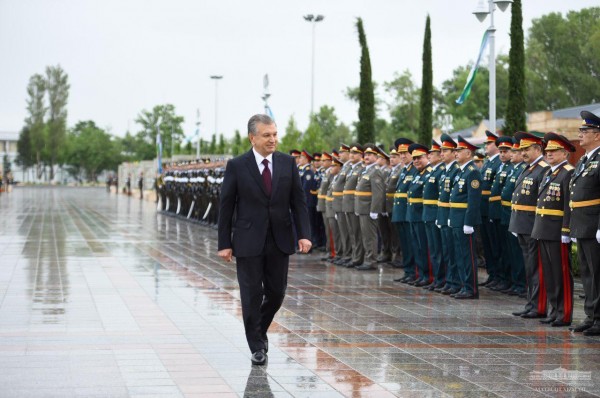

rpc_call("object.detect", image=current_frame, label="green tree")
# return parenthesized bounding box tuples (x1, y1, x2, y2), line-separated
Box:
(355, 17, 375, 143)
(419, 15, 433, 144)
(278, 116, 302, 154)
(301, 115, 327, 152)
(24, 74, 47, 179)
(217, 134, 226, 154)
(504, 0, 527, 136)
(525, 8, 600, 111)
(208, 134, 217, 154)
(231, 129, 248, 155)
(312, 105, 353, 150)
(45, 65, 70, 180)
(16, 126, 35, 172)
(384, 70, 420, 136)
(134, 104, 185, 159)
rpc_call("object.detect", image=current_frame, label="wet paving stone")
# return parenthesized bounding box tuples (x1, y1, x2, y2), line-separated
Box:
(1, 187, 600, 397)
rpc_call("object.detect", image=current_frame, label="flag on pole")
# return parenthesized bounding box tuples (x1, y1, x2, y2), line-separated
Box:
(156, 130, 163, 174)
(456, 30, 490, 105)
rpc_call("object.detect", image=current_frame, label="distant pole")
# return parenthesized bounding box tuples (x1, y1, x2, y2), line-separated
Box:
(210, 75, 223, 138)
(196, 109, 201, 159)
(262, 74, 272, 117)
(303, 14, 324, 115)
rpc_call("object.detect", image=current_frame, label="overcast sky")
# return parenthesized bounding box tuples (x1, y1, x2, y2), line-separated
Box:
(1, 0, 597, 142)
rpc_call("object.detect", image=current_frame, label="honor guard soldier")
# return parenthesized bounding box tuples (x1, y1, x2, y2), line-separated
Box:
(312, 153, 326, 250)
(343, 144, 365, 267)
(392, 138, 418, 283)
(332, 144, 353, 266)
(532, 133, 575, 327)
(473, 153, 485, 169)
(317, 152, 334, 260)
(407, 143, 433, 286)
(299, 150, 317, 251)
(380, 146, 402, 265)
(487, 136, 515, 293)
(375, 148, 394, 264)
(422, 140, 446, 290)
(354, 145, 385, 270)
(569, 110, 600, 335)
(325, 157, 343, 263)
(501, 141, 527, 296)
(435, 134, 461, 295)
(290, 149, 301, 166)
(509, 132, 550, 319)
(448, 136, 483, 299)
(479, 130, 502, 288)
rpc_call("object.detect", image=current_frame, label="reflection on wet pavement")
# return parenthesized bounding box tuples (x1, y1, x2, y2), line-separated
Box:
(0, 187, 599, 397)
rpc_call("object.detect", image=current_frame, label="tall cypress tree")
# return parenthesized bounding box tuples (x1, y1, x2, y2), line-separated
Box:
(356, 18, 375, 143)
(419, 15, 433, 144)
(504, 0, 526, 136)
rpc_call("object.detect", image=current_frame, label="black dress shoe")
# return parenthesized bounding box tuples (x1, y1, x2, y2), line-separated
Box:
(570, 322, 594, 332)
(551, 320, 571, 327)
(355, 264, 376, 271)
(454, 292, 479, 299)
(518, 292, 527, 298)
(539, 318, 556, 324)
(480, 277, 493, 286)
(345, 261, 360, 268)
(512, 309, 529, 316)
(376, 257, 391, 263)
(414, 280, 430, 287)
(521, 312, 546, 319)
(442, 288, 460, 295)
(402, 277, 417, 284)
(582, 324, 600, 336)
(491, 282, 511, 292)
(485, 280, 500, 289)
(422, 282, 435, 290)
(579, 294, 586, 299)
(393, 276, 405, 282)
(251, 349, 267, 365)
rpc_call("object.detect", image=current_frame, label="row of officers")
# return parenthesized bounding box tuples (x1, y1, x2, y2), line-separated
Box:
(295, 109, 600, 336)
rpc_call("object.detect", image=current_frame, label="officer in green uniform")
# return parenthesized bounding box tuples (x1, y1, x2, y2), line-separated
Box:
(354, 145, 385, 270)
(532, 133, 575, 327)
(422, 140, 446, 290)
(406, 143, 433, 286)
(343, 144, 365, 267)
(332, 144, 353, 266)
(569, 110, 600, 335)
(391, 138, 418, 283)
(449, 136, 483, 299)
(509, 132, 550, 318)
(326, 157, 343, 263)
(435, 134, 461, 295)
(487, 136, 514, 293)
(381, 147, 402, 266)
(317, 152, 333, 260)
(501, 140, 527, 296)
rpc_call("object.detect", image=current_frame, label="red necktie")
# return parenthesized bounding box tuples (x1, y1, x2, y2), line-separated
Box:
(262, 159, 272, 195)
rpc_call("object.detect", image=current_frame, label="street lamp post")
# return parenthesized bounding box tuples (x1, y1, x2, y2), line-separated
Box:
(303, 14, 324, 115)
(210, 75, 223, 139)
(473, 0, 512, 135)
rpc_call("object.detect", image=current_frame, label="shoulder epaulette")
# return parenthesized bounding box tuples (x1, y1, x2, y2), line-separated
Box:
(441, 165, 446, 170)
(539, 160, 549, 168)
(563, 164, 574, 171)
(426, 166, 433, 172)
(468, 165, 474, 171)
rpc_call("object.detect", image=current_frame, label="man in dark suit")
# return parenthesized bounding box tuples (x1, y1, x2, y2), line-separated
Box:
(218, 114, 311, 365)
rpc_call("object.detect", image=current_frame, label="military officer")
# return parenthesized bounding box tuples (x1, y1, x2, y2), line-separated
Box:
(380, 146, 402, 266)
(354, 144, 385, 270)
(487, 136, 515, 293)
(422, 140, 446, 290)
(326, 157, 343, 263)
(448, 136, 483, 299)
(569, 110, 600, 335)
(435, 134, 461, 295)
(312, 153, 327, 250)
(317, 152, 334, 260)
(509, 132, 550, 319)
(531, 133, 575, 327)
(299, 150, 317, 252)
(392, 138, 418, 283)
(290, 149, 301, 166)
(407, 143, 433, 286)
(332, 144, 353, 265)
(343, 144, 365, 267)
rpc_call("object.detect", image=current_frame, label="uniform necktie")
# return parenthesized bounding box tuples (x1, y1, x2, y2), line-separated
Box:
(576, 155, 588, 175)
(262, 159, 272, 195)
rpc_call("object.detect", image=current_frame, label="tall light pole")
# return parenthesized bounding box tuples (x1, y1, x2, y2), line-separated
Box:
(210, 75, 223, 139)
(303, 14, 324, 115)
(473, 0, 511, 135)
(262, 74, 272, 118)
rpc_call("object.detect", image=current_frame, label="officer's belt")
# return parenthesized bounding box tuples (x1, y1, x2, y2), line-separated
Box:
(489, 196, 501, 202)
(535, 208, 564, 217)
(450, 202, 468, 208)
(394, 193, 408, 198)
(481, 190, 492, 195)
(386, 193, 395, 198)
(501, 200, 512, 207)
(512, 204, 536, 212)
(423, 199, 438, 205)
(437, 201, 450, 208)
(317, 194, 327, 199)
(408, 198, 423, 204)
(354, 191, 372, 197)
(343, 190, 355, 195)
(310, 190, 318, 195)
(326, 197, 334, 202)
(570, 198, 600, 208)
(333, 192, 344, 196)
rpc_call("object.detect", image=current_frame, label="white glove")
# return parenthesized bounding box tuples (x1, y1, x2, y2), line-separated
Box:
(334, 214, 338, 220)
(512, 232, 518, 237)
(463, 225, 474, 235)
(355, 212, 359, 217)
(447, 220, 451, 227)
(571, 237, 577, 243)
(561, 235, 571, 244)
(597, 230, 600, 244)
(369, 212, 378, 220)
(382, 212, 388, 217)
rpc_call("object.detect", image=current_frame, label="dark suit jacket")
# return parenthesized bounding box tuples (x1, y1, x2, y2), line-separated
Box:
(218, 149, 310, 258)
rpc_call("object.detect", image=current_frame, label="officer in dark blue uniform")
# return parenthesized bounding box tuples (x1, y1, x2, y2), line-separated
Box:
(449, 136, 483, 299)
(299, 150, 317, 252)
(435, 134, 461, 295)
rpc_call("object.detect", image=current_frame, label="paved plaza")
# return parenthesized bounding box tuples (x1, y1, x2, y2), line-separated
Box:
(0, 187, 599, 397)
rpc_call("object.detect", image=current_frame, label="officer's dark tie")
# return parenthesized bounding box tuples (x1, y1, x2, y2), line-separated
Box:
(262, 159, 272, 195)
(576, 155, 588, 175)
